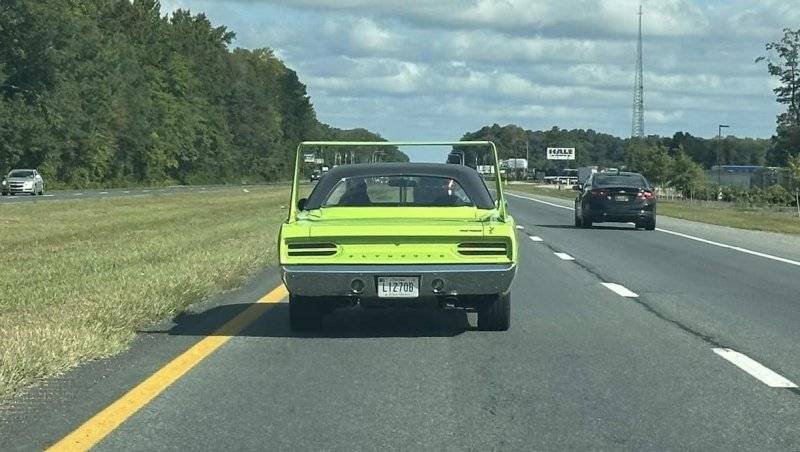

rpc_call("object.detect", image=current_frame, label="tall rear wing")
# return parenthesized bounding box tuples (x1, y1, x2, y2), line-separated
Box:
(289, 141, 507, 222)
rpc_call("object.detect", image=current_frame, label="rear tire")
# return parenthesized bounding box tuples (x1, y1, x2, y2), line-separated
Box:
(645, 217, 656, 231)
(574, 211, 582, 227)
(478, 293, 510, 331)
(289, 294, 325, 332)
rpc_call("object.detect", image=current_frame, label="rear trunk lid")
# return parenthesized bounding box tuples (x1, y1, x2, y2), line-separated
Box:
(592, 186, 648, 211)
(281, 207, 513, 265)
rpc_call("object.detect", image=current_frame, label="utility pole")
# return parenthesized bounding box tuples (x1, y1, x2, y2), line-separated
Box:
(525, 141, 530, 180)
(717, 124, 730, 188)
(525, 141, 529, 163)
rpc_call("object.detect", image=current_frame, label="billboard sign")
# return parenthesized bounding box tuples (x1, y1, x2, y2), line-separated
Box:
(546, 147, 576, 160)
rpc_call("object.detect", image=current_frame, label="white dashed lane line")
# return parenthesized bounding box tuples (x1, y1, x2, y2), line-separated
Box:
(712, 348, 798, 388)
(554, 252, 575, 261)
(515, 225, 524, 230)
(508, 191, 800, 392)
(529, 236, 543, 242)
(601, 282, 639, 298)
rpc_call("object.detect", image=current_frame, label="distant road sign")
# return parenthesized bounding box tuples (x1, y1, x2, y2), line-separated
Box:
(547, 148, 575, 160)
(304, 153, 316, 163)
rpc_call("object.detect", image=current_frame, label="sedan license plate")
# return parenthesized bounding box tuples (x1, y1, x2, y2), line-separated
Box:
(615, 195, 629, 202)
(377, 277, 419, 298)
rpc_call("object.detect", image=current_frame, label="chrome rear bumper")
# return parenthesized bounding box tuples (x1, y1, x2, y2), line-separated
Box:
(282, 263, 516, 298)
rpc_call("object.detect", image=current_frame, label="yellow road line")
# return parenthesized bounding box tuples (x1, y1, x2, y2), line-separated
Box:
(48, 284, 289, 451)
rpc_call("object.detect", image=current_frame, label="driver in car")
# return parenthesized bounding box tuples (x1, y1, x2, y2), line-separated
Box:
(339, 178, 371, 206)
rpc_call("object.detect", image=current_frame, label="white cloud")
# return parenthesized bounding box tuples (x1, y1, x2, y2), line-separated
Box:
(261, 0, 709, 38)
(322, 17, 393, 52)
(160, 0, 786, 139)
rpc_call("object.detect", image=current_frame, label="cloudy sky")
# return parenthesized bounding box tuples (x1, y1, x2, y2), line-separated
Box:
(161, 0, 798, 141)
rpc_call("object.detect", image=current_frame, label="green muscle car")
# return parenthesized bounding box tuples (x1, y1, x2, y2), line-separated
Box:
(279, 141, 518, 331)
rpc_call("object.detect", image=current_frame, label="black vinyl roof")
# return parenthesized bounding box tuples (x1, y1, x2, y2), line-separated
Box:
(304, 163, 495, 210)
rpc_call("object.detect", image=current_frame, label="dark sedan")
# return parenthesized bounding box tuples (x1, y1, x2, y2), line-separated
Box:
(573, 172, 656, 230)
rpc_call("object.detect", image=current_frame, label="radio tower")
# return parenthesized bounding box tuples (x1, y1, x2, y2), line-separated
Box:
(631, 1, 644, 138)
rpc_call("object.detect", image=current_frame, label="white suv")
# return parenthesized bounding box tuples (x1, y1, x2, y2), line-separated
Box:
(1, 169, 45, 196)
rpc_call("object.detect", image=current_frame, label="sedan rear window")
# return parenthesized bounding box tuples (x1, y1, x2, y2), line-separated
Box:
(323, 175, 473, 207)
(592, 174, 648, 188)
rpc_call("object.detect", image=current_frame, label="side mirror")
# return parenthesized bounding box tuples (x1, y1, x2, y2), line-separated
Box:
(572, 185, 581, 191)
(297, 198, 308, 211)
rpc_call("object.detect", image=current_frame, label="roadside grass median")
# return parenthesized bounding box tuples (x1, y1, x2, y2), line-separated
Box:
(507, 184, 800, 236)
(0, 186, 290, 399)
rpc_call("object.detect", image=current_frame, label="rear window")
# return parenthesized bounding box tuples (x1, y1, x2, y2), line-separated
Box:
(323, 175, 473, 207)
(592, 174, 648, 188)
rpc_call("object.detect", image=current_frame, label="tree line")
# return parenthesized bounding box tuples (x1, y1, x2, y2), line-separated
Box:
(458, 124, 798, 205)
(0, 0, 401, 188)
(459, 124, 766, 174)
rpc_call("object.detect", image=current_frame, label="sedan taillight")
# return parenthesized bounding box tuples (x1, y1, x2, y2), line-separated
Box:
(638, 191, 656, 200)
(591, 189, 608, 199)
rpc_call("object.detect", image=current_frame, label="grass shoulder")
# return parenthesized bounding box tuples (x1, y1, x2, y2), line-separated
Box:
(0, 186, 290, 399)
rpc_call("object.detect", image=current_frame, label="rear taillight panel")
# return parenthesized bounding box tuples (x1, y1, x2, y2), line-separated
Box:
(637, 191, 656, 200)
(286, 242, 338, 256)
(591, 189, 608, 199)
(457, 242, 509, 256)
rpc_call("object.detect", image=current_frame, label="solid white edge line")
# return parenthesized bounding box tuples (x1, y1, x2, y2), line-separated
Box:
(507, 192, 572, 210)
(529, 236, 543, 242)
(506, 191, 800, 268)
(601, 282, 639, 298)
(712, 348, 798, 388)
(656, 228, 800, 267)
(554, 252, 574, 261)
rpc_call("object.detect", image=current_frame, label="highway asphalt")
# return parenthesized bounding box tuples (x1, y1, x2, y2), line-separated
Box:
(2, 192, 800, 450)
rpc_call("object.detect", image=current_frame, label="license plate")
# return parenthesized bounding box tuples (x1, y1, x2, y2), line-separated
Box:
(615, 195, 629, 202)
(377, 277, 419, 298)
